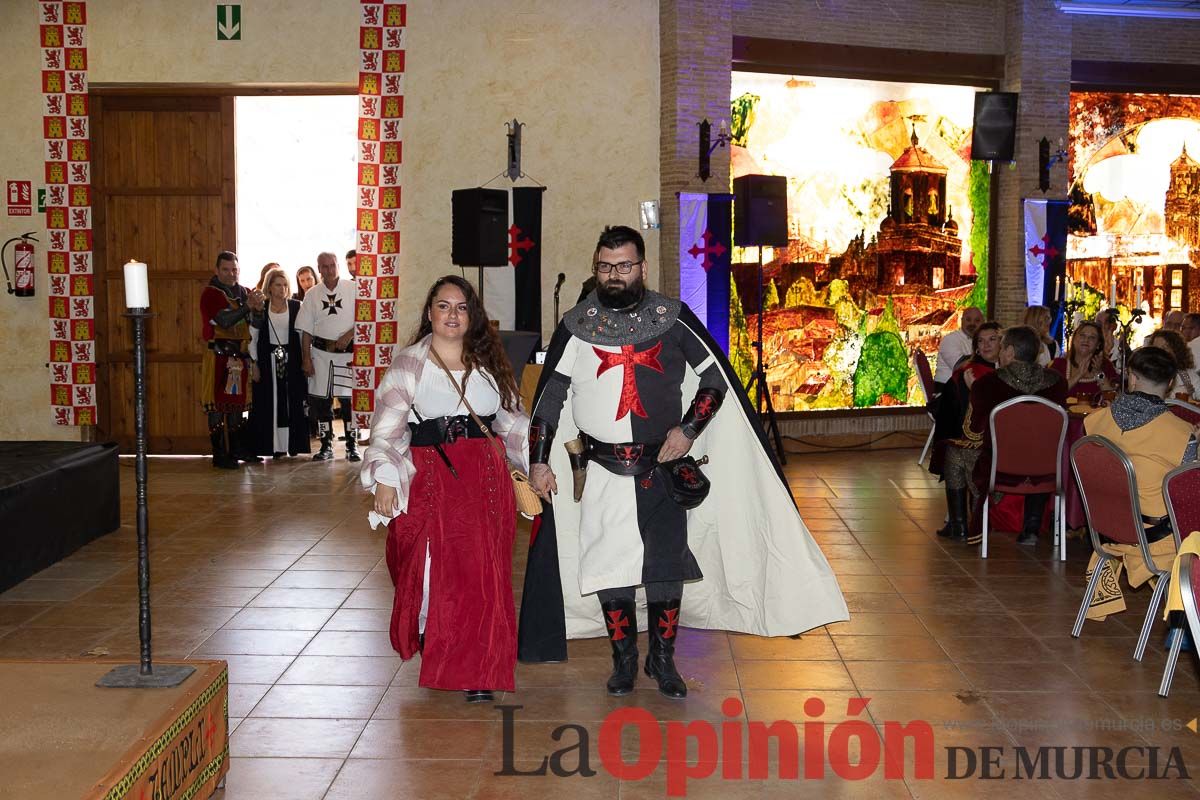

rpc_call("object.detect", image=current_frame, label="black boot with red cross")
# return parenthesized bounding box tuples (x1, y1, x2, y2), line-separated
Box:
(645, 599, 687, 699)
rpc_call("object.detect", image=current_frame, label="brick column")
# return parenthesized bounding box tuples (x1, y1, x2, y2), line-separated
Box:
(993, 0, 1071, 324)
(659, 0, 732, 297)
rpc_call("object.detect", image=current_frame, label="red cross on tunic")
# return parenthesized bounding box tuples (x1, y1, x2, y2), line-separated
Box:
(594, 342, 664, 420)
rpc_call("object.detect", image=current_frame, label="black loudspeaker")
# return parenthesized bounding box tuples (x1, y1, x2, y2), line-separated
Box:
(971, 91, 1018, 162)
(733, 174, 788, 247)
(451, 188, 508, 266)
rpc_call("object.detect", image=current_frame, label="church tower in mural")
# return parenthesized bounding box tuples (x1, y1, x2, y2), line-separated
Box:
(1165, 144, 1200, 250)
(873, 127, 962, 291)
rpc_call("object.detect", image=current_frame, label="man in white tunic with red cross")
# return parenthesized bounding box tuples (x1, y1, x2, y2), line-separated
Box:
(522, 226, 847, 700)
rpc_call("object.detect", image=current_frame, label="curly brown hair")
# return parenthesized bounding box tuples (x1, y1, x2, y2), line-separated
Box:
(409, 275, 521, 411)
(1149, 328, 1196, 371)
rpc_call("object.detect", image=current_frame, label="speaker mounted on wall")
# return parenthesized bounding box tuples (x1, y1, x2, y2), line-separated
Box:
(451, 188, 508, 266)
(732, 174, 789, 247)
(970, 91, 1018, 162)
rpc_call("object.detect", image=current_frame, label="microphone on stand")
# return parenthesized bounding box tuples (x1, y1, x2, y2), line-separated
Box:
(553, 272, 566, 323)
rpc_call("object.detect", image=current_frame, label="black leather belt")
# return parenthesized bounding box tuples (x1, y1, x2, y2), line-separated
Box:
(209, 339, 246, 357)
(581, 433, 661, 476)
(1143, 514, 1173, 542)
(409, 414, 496, 446)
(312, 336, 351, 353)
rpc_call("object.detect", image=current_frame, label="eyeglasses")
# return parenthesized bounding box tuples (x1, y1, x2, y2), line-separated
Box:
(594, 260, 642, 275)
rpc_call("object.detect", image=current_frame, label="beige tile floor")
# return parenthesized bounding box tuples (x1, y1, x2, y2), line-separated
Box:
(2, 446, 1200, 798)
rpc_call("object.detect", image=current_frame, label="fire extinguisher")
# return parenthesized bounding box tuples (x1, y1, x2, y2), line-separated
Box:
(2, 232, 37, 297)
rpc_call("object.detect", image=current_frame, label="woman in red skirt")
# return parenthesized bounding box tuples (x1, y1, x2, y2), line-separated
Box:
(361, 276, 529, 702)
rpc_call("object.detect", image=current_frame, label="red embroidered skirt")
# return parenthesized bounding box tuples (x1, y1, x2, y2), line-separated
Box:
(385, 438, 517, 691)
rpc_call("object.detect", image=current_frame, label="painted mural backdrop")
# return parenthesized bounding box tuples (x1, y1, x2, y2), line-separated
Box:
(1068, 92, 1200, 327)
(728, 73, 989, 410)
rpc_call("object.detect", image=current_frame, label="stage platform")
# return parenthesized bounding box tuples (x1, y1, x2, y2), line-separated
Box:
(0, 440, 120, 593)
(0, 659, 228, 800)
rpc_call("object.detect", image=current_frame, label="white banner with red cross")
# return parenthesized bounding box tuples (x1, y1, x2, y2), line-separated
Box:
(351, 2, 405, 431)
(41, 0, 95, 426)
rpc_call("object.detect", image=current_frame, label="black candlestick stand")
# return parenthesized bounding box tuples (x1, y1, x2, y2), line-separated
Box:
(742, 248, 787, 464)
(97, 309, 194, 689)
(1115, 306, 1145, 397)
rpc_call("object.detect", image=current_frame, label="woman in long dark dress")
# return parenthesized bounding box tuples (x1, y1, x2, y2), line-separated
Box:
(248, 268, 310, 457)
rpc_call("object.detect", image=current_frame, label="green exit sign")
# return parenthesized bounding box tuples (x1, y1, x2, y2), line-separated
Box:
(217, 4, 241, 41)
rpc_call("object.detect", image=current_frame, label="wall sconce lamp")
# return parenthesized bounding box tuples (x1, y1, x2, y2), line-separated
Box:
(1038, 137, 1068, 193)
(698, 118, 731, 182)
(639, 200, 660, 230)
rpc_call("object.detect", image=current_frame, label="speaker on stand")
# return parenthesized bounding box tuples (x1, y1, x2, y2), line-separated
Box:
(451, 187, 509, 303)
(970, 91, 1018, 163)
(732, 174, 788, 465)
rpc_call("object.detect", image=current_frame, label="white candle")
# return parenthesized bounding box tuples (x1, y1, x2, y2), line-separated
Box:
(124, 260, 150, 308)
(1109, 275, 1116, 307)
(1055, 276, 1062, 301)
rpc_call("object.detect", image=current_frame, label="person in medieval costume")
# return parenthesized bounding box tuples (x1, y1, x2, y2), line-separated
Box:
(247, 267, 311, 458)
(523, 225, 847, 699)
(297, 251, 359, 462)
(200, 250, 264, 469)
(362, 275, 529, 703)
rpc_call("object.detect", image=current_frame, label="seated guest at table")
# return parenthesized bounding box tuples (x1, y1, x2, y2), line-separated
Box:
(929, 321, 999, 476)
(1080, 346, 1200, 621)
(1096, 308, 1128, 365)
(1023, 305, 1059, 366)
(943, 326, 1067, 545)
(1184, 313, 1200, 377)
(1052, 321, 1118, 398)
(933, 306, 984, 392)
(932, 322, 1001, 538)
(1148, 329, 1198, 400)
(1145, 310, 1184, 344)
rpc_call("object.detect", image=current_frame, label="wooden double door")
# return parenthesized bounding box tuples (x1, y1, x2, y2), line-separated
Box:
(93, 95, 235, 453)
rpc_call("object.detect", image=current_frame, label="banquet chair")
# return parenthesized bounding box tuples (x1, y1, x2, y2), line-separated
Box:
(1165, 462, 1200, 546)
(1070, 435, 1179, 662)
(981, 396, 1068, 560)
(1158, 464, 1200, 696)
(914, 349, 937, 466)
(1167, 399, 1200, 426)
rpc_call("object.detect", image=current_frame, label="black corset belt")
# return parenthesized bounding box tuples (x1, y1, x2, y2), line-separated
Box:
(409, 414, 496, 446)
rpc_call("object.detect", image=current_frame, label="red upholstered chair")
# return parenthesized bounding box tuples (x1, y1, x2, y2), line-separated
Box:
(1159, 552, 1200, 697)
(1167, 399, 1200, 426)
(1070, 436, 1179, 662)
(1166, 463, 1200, 544)
(1158, 465, 1200, 696)
(981, 396, 1069, 560)
(914, 349, 937, 465)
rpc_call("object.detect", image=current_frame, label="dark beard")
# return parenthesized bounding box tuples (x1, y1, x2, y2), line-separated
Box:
(597, 279, 645, 310)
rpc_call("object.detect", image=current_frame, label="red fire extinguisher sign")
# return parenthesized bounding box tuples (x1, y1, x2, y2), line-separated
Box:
(6, 181, 32, 217)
